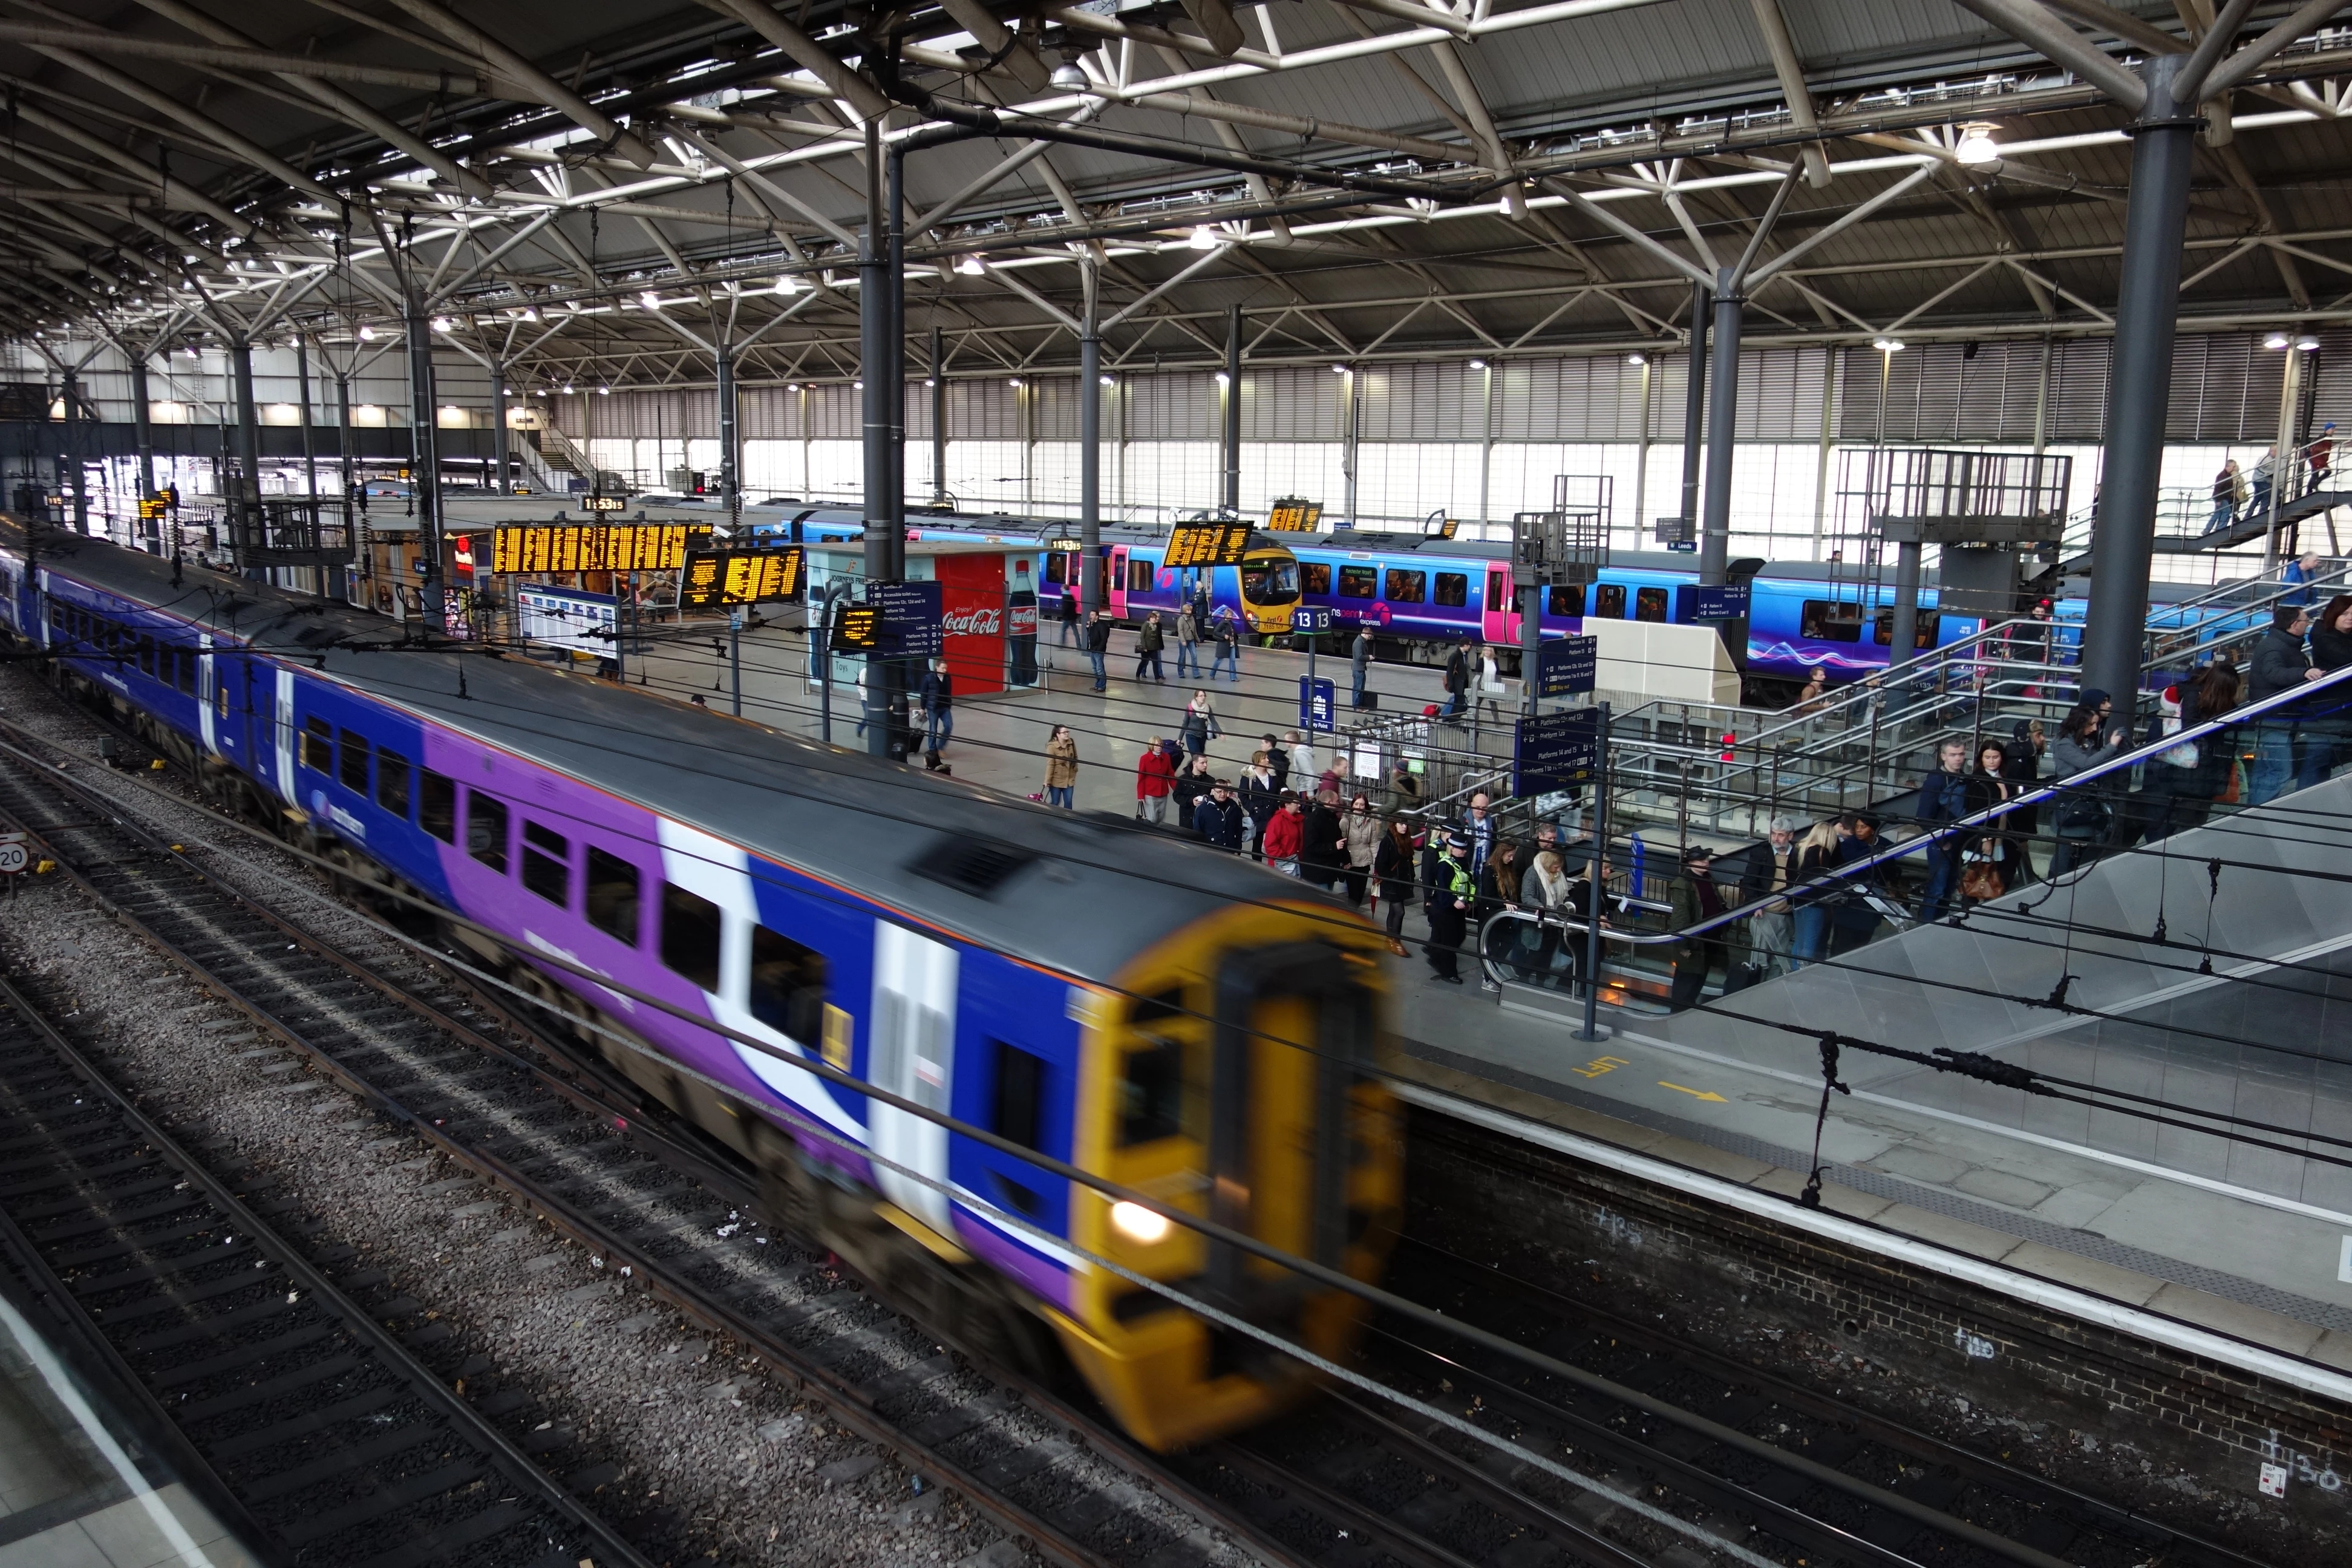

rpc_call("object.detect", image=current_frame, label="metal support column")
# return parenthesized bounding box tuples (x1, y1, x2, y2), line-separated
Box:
(1222, 304, 1241, 514)
(338, 372, 360, 594)
(860, 116, 892, 757)
(1699, 270, 1742, 588)
(1678, 283, 1708, 537)
(2079, 54, 2197, 707)
(1888, 538, 1922, 664)
(929, 326, 946, 504)
(1081, 264, 1102, 618)
(296, 336, 319, 503)
(60, 372, 86, 535)
(230, 339, 263, 569)
(714, 342, 737, 523)
(492, 359, 513, 497)
(2262, 342, 2305, 577)
(129, 354, 155, 544)
(887, 147, 908, 580)
(403, 292, 446, 629)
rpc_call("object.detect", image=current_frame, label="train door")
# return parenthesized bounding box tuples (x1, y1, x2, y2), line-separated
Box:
(1481, 567, 1520, 645)
(1107, 545, 1129, 618)
(197, 635, 218, 756)
(270, 667, 298, 801)
(869, 922, 959, 1238)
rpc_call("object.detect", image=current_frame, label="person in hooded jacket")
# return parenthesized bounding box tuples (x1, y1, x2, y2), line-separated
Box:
(1192, 780, 1246, 850)
(1299, 788, 1348, 890)
(2248, 604, 2325, 802)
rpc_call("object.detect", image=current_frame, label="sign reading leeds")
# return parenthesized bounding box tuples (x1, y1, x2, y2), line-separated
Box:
(1514, 708, 1601, 795)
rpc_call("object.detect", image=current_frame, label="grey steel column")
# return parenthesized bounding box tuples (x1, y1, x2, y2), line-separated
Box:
(1081, 272, 1102, 618)
(492, 359, 513, 497)
(1678, 283, 1708, 537)
(886, 145, 908, 576)
(2079, 54, 2197, 707)
(714, 343, 737, 520)
(1222, 304, 1241, 514)
(1699, 270, 1742, 588)
(230, 338, 263, 571)
(129, 353, 155, 524)
(929, 326, 946, 505)
(338, 371, 361, 594)
(295, 335, 318, 503)
(60, 373, 87, 535)
(860, 117, 891, 756)
(1888, 538, 1922, 665)
(403, 292, 445, 628)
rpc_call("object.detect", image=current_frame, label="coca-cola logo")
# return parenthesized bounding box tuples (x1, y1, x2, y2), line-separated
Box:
(941, 605, 1002, 638)
(1008, 606, 1037, 636)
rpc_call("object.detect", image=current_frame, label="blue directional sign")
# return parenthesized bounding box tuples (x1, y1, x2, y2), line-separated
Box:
(1536, 635, 1598, 698)
(1665, 540, 1697, 553)
(1299, 675, 1336, 733)
(1684, 583, 1752, 622)
(1514, 708, 1601, 795)
(868, 580, 943, 658)
(1292, 606, 1333, 634)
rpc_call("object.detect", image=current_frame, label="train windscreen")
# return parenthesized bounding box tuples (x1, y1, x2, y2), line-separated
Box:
(1242, 558, 1300, 604)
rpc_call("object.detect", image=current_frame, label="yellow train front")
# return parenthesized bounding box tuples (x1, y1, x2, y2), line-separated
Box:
(1051, 901, 1402, 1451)
(1235, 535, 1305, 636)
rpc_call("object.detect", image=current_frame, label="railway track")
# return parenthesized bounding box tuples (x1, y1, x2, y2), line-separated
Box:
(1, 688, 2279, 1568)
(0, 725, 1253, 1568)
(0, 967, 652, 1568)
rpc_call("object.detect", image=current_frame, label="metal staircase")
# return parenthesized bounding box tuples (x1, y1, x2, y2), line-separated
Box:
(2056, 487, 2350, 574)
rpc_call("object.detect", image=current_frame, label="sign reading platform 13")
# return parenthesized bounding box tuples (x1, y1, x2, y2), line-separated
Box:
(492, 523, 689, 574)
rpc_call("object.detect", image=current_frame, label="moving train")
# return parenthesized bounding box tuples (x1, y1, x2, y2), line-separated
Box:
(0, 520, 1403, 1452)
(740, 503, 2004, 686)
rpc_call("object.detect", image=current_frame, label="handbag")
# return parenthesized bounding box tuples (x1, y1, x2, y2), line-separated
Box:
(2054, 792, 2111, 837)
(1959, 849, 2005, 903)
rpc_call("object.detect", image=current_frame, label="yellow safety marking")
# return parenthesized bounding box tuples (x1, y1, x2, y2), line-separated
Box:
(1658, 1081, 1728, 1102)
(1568, 1056, 1629, 1079)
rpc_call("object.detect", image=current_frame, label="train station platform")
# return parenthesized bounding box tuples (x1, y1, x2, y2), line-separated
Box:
(1387, 776, 2352, 1399)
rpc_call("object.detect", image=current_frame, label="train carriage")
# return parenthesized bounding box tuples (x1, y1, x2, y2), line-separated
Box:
(0, 522, 1402, 1452)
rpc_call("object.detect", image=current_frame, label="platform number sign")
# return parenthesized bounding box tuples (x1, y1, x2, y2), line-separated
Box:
(1291, 606, 1333, 634)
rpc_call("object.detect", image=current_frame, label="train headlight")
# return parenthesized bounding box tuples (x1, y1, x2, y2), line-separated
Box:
(1110, 1201, 1171, 1244)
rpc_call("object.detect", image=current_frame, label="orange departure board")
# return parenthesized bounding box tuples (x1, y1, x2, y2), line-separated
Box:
(831, 603, 882, 651)
(1165, 520, 1253, 567)
(492, 523, 690, 574)
(1266, 497, 1324, 531)
(680, 548, 805, 607)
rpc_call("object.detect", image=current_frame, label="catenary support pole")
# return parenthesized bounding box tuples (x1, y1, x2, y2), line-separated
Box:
(295, 335, 318, 503)
(338, 371, 359, 595)
(1575, 702, 1612, 1044)
(1223, 304, 1242, 514)
(129, 353, 155, 535)
(1888, 537, 1922, 666)
(715, 341, 737, 522)
(60, 371, 86, 535)
(1699, 269, 1742, 589)
(1678, 283, 1708, 540)
(230, 338, 263, 572)
(492, 358, 512, 497)
(1081, 263, 1102, 619)
(403, 291, 445, 629)
(2079, 53, 2197, 708)
(860, 116, 891, 757)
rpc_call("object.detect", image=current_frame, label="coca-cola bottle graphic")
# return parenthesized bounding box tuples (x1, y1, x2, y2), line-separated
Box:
(1008, 557, 1039, 687)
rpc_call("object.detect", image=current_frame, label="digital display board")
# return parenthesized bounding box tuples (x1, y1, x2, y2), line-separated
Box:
(492, 523, 690, 574)
(1165, 520, 1253, 567)
(679, 547, 804, 608)
(1266, 497, 1324, 532)
(830, 603, 882, 652)
(583, 494, 629, 514)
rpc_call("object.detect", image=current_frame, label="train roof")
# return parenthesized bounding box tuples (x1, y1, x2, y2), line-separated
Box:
(11, 526, 1341, 985)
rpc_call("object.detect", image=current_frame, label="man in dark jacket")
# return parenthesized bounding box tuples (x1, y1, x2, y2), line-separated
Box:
(1915, 739, 1971, 921)
(1135, 610, 1166, 683)
(1083, 610, 1112, 692)
(1300, 787, 1347, 890)
(1194, 780, 1246, 849)
(1667, 847, 1749, 1011)
(2249, 604, 2322, 803)
(1351, 626, 1374, 708)
(1424, 832, 1475, 982)
(1443, 639, 1470, 717)
(918, 657, 953, 768)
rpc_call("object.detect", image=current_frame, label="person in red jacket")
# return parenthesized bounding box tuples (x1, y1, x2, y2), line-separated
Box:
(1135, 737, 1177, 825)
(1259, 792, 1305, 875)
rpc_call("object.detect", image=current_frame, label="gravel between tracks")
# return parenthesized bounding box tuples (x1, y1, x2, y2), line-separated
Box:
(0, 661, 1140, 1568)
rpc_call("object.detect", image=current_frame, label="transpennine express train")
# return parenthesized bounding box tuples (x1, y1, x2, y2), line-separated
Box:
(742, 503, 2018, 685)
(0, 520, 1403, 1451)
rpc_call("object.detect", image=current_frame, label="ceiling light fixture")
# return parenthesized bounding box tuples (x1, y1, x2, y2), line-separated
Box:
(776, 275, 800, 295)
(955, 254, 985, 275)
(562, 383, 575, 393)
(1048, 61, 1088, 90)
(1627, 352, 1647, 366)
(1188, 224, 1217, 250)
(639, 290, 661, 309)
(357, 325, 376, 341)
(430, 316, 453, 333)
(596, 385, 610, 395)
(2265, 330, 2292, 350)
(1100, 374, 1114, 387)
(1953, 122, 2001, 166)
(2297, 334, 2322, 351)
(1467, 358, 1487, 370)
(1873, 337, 1905, 353)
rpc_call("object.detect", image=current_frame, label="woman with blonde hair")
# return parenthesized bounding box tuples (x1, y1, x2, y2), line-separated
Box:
(1789, 819, 1843, 969)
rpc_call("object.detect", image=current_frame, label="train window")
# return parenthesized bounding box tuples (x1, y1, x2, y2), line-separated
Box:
(338, 730, 371, 793)
(585, 848, 640, 944)
(1337, 565, 1376, 598)
(300, 717, 333, 773)
(1800, 600, 1863, 642)
(138, 635, 157, 676)
(1593, 584, 1626, 618)
(1383, 569, 1426, 604)
(1873, 610, 1941, 650)
(660, 882, 722, 991)
(1241, 557, 1299, 604)
(419, 769, 457, 842)
(1635, 587, 1669, 622)
(748, 925, 826, 1042)
(377, 748, 412, 818)
(1128, 558, 1154, 593)
(1118, 1037, 1186, 1146)
(993, 1039, 1047, 1152)
(1046, 552, 1068, 586)
(1546, 584, 1586, 617)
(1301, 561, 1331, 595)
(174, 650, 195, 696)
(1434, 572, 1468, 607)
(521, 820, 570, 906)
(465, 791, 509, 873)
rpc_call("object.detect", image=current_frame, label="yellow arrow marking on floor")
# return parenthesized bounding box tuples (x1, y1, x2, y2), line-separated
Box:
(1658, 1081, 1727, 1102)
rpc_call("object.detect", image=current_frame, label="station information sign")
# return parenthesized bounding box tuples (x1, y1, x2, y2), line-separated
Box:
(679, 547, 804, 608)
(492, 523, 690, 574)
(1165, 520, 1254, 567)
(1514, 707, 1601, 795)
(869, 580, 944, 658)
(137, 496, 168, 521)
(829, 603, 883, 652)
(1686, 583, 1751, 622)
(1299, 676, 1336, 733)
(1433, 518, 1460, 539)
(1266, 497, 1324, 531)
(1535, 634, 1598, 697)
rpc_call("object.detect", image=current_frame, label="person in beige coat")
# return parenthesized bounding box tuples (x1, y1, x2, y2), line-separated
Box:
(1043, 724, 1079, 809)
